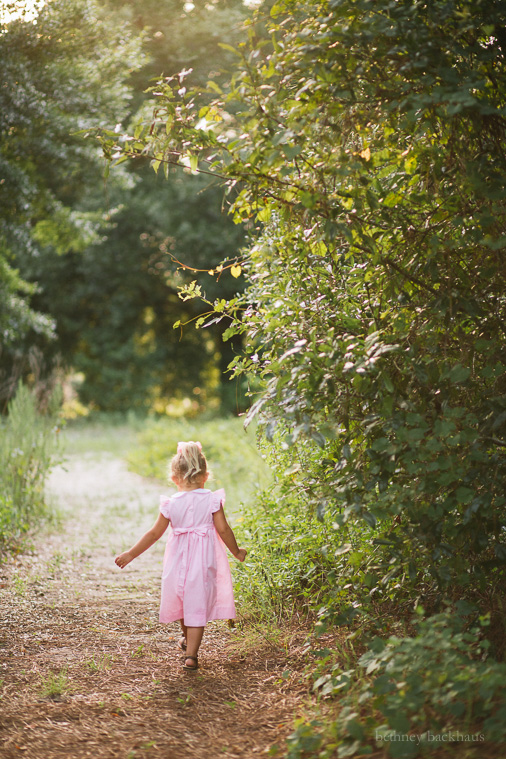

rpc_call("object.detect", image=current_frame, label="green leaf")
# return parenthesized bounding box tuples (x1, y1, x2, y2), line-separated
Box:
(455, 487, 474, 504)
(448, 365, 471, 384)
(189, 154, 199, 172)
(207, 80, 223, 94)
(382, 374, 394, 392)
(387, 712, 411, 734)
(362, 511, 376, 528)
(217, 42, 242, 57)
(311, 430, 326, 448)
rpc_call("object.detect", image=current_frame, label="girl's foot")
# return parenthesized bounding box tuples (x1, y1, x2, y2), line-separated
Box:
(182, 656, 198, 671)
(178, 636, 187, 652)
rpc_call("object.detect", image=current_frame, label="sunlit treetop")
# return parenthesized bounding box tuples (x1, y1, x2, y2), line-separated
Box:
(0, 0, 45, 24)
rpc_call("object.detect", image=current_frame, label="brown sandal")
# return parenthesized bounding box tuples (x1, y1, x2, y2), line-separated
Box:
(178, 636, 187, 652)
(182, 656, 198, 671)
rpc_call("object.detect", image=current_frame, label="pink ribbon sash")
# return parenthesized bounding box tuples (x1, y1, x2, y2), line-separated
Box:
(172, 524, 213, 595)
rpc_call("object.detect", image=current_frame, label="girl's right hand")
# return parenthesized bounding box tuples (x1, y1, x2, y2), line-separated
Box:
(115, 551, 133, 569)
(235, 548, 247, 563)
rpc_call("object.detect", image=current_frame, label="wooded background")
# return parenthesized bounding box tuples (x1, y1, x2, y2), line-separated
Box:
(0, 0, 247, 413)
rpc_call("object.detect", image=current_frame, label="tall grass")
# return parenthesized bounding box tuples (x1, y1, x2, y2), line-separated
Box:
(0, 383, 61, 552)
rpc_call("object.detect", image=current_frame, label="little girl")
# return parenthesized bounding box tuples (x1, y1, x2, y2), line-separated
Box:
(115, 441, 247, 671)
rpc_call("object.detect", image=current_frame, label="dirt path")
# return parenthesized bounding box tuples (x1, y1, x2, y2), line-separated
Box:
(0, 454, 307, 759)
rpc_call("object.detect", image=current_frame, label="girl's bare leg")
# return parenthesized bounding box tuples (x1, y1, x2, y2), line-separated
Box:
(178, 619, 188, 651)
(185, 626, 204, 665)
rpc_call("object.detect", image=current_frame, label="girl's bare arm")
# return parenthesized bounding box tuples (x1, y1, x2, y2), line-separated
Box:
(213, 507, 247, 561)
(115, 513, 170, 568)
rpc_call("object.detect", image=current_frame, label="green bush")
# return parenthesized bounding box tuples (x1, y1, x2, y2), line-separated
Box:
(232, 432, 420, 627)
(289, 610, 506, 758)
(233, 443, 386, 624)
(0, 383, 61, 551)
(233, 488, 333, 623)
(234, 437, 506, 755)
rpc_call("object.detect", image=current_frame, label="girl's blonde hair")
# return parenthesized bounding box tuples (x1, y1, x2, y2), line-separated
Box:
(170, 441, 208, 486)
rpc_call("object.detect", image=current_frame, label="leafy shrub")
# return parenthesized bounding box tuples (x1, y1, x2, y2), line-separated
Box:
(233, 487, 332, 622)
(233, 433, 422, 628)
(233, 441, 388, 625)
(289, 610, 506, 758)
(0, 383, 61, 551)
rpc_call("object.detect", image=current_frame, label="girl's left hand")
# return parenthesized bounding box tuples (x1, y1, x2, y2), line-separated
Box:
(115, 551, 133, 569)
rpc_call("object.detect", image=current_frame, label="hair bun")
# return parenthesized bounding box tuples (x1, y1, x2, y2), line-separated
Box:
(177, 440, 202, 454)
(173, 441, 206, 481)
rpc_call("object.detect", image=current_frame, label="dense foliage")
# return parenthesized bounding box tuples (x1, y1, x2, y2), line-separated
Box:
(36, 0, 249, 412)
(288, 609, 506, 758)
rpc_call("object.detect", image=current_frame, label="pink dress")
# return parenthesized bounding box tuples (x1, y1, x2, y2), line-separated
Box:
(158, 488, 236, 627)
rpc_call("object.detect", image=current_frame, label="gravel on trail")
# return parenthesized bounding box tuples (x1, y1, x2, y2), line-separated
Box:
(0, 455, 307, 759)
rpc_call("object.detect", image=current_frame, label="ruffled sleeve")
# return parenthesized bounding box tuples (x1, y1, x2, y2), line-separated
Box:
(210, 488, 226, 513)
(159, 495, 172, 520)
